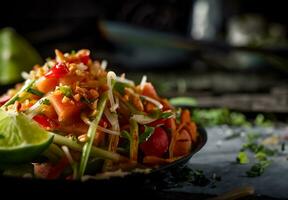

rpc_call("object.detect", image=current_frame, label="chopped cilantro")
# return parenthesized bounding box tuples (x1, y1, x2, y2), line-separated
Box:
(237, 151, 250, 164)
(246, 160, 271, 177)
(40, 99, 50, 105)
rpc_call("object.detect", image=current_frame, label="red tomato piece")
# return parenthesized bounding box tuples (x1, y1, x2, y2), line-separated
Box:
(80, 54, 90, 65)
(33, 114, 58, 130)
(45, 63, 69, 79)
(78, 50, 91, 65)
(140, 127, 169, 157)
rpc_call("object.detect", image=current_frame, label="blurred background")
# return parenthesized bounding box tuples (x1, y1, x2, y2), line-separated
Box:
(1, 0, 288, 115)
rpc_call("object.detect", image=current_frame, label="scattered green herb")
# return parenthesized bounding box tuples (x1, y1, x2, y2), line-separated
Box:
(237, 131, 277, 177)
(254, 114, 272, 127)
(192, 108, 250, 127)
(242, 141, 277, 156)
(237, 151, 250, 164)
(191, 169, 211, 186)
(40, 98, 50, 105)
(168, 167, 220, 188)
(255, 152, 268, 161)
(246, 160, 271, 177)
(191, 108, 273, 127)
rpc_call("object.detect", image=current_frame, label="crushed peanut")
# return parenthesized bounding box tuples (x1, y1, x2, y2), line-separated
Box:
(73, 94, 81, 102)
(89, 89, 99, 98)
(62, 96, 71, 104)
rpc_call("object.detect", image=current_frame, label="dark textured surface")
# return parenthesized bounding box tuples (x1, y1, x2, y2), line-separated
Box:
(167, 126, 288, 199)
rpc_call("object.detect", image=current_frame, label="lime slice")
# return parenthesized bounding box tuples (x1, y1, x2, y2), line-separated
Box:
(0, 28, 43, 85)
(0, 109, 53, 163)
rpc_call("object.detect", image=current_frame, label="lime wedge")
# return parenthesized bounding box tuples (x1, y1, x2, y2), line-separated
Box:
(0, 28, 43, 85)
(0, 109, 53, 163)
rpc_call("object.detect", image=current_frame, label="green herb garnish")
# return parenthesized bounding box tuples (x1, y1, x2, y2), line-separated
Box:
(40, 99, 50, 105)
(246, 160, 271, 177)
(237, 151, 250, 164)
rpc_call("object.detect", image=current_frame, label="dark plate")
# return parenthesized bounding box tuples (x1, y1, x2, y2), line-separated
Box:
(0, 126, 207, 198)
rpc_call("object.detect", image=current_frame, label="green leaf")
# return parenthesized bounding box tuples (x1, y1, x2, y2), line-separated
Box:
(40, 98, 50, 105)
(246, 160, 271, 177)
(148, 109, 173, 119)
(139, 125, 155, 144)
(114, 82, 125, 95)
(255, 152, 268, 161)
(160, 112, 174, 119)
(254, 114, 272, 127)
(236, 151, 249, 164)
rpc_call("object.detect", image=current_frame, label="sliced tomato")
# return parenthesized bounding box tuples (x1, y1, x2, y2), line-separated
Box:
(78, 50, 91, 65)
(140, 127, 169, 157)
(49, 93, 85, 123)
(33, 114, 58, 130)
(45, 63, 69, 79)
(142, 83, 159, 100)
(36, 77, 59, 93)
(80, 54, 90, 65)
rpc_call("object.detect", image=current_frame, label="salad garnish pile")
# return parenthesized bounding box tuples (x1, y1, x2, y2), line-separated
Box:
(0, 49, 198, 180)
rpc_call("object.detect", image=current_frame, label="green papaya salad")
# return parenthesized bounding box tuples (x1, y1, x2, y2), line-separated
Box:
(0, 49, 198, 180)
